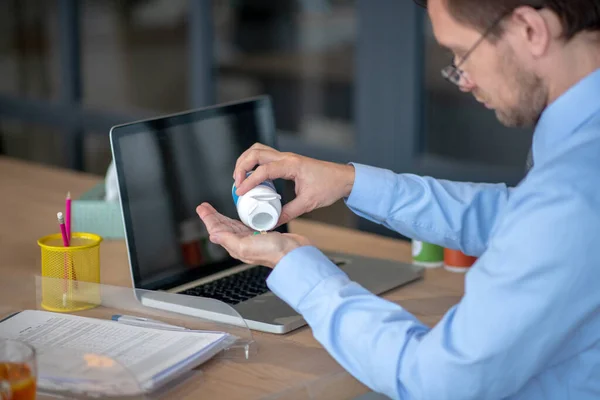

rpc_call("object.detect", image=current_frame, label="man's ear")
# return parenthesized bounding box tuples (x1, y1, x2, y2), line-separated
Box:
(510, 6, 552, 58)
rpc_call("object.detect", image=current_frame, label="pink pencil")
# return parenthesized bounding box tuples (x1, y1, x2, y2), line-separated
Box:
(58, 212, 69, 306)
(65, 192, 71, 242)
(58, 210, 78, 290)
(58, 212, 69, 246)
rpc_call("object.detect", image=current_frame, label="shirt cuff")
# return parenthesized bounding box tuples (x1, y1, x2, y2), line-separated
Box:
(266, 246, 348, 312)
(345, 163, 398, 220)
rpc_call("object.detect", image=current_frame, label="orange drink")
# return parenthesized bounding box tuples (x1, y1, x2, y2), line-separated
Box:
(0, 340, 36, 400)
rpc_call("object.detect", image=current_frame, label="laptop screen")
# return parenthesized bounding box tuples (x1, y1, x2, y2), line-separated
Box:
(110, 97, 286, 291)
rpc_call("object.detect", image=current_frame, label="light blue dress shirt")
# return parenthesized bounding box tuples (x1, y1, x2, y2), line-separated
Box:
(266, 69, 600, 400)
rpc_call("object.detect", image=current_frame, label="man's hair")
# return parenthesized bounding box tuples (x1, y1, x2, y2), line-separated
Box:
(414, 0, 600, 40)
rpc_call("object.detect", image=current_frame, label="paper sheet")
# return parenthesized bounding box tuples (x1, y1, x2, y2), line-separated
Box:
(0, 310, 230, 395)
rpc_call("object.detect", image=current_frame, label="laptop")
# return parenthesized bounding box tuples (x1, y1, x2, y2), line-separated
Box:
(109, 95, 424, 334)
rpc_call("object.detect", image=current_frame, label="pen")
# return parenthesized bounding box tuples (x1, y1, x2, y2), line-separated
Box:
(111, 314, 188, 331)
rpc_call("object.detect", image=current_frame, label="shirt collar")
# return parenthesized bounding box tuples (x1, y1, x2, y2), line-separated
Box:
(533, 68, 600, 165)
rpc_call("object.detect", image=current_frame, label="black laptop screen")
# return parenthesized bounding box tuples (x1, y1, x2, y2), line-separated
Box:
(111, 97, 285, 291)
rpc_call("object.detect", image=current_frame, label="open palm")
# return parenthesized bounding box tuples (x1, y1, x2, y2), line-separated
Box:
(196, 203, 253, 237)
(196, 202, 310, 267)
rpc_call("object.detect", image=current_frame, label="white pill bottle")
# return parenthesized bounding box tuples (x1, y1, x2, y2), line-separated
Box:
(232, 173, 282, 231)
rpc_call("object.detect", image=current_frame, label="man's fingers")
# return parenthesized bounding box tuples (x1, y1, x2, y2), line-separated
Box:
(234, 148, 283, 188)
(234, 145, 272, 176)
(210, 232, 240, 255)
(196, 203, 221, 230)
(277, 198, 308, 226)
(197, 203, 241, 235)
(234, 148, 281, 187)
(236, 161, 290, 195)
(235, 143, 271, 170)
(196, 202, 217, 218)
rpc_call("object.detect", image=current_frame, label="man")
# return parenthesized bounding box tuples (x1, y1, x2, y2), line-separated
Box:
(197, 0, 600, 398)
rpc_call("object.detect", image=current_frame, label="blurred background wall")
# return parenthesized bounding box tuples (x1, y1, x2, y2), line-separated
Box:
(0, 0, 533, 237)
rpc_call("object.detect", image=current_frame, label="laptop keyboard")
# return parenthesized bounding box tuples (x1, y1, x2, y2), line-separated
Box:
(179, 265, 272, 305)
(179, 259, 347, 306)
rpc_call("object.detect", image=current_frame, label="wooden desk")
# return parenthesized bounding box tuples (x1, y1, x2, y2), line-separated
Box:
(0, 157, 465, 399)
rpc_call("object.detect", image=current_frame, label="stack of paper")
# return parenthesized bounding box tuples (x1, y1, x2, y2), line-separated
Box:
(0, 310, 234, 397)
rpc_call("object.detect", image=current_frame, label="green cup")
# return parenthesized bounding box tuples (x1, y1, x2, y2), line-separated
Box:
(412, 240, 444, 268)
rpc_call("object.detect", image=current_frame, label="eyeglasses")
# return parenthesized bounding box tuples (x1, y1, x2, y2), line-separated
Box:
(413, 1, 545, 86)
(441, 11, 510, 86)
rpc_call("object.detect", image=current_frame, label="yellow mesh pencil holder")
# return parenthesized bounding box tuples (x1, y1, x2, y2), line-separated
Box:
(37, 232, 102, 312)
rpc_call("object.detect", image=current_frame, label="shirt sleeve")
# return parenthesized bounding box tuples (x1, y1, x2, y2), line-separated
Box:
(267, 172, 600, 400)
(345, 163, 512, 256)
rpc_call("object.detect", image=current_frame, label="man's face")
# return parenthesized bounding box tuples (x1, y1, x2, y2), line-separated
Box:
(428, 0, 548, 128)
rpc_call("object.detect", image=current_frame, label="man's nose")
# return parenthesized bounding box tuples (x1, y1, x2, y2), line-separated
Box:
(458, 72, 476, 92)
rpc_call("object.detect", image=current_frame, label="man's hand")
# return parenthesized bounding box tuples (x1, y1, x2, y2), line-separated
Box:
(196, 203, 311, 268)
(233, 143, 355, 226)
